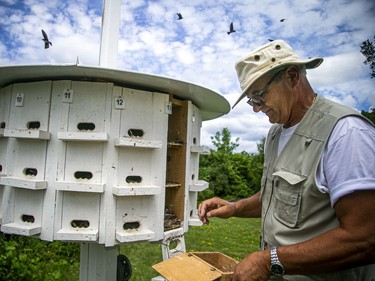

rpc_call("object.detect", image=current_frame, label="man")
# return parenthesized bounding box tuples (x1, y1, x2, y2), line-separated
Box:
(198, 40, 375, 281)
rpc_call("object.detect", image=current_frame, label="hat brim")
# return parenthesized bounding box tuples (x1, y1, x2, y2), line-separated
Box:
(232, 57, 323, 109)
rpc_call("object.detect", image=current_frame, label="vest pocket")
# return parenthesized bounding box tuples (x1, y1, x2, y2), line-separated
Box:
(272, 170, 306, 228)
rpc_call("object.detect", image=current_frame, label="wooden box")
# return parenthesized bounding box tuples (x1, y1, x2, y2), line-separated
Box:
(153, 252, 238, 281)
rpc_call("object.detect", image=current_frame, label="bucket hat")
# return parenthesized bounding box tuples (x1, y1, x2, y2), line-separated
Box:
(232, 39, 323, 108)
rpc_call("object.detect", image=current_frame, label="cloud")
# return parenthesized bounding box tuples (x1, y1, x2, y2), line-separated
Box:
(312, 52, 367, 85)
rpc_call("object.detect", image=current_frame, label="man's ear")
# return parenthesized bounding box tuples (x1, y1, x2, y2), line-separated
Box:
(285, 66, 300, 86)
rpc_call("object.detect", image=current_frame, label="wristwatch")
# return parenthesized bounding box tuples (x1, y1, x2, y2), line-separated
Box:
(270, 246, 285, 276)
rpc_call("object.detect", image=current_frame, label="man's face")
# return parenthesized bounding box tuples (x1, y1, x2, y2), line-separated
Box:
(246, 70, 291, 125)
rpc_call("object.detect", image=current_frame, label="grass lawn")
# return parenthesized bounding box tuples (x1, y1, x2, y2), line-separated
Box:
(120, 217, 261, 280)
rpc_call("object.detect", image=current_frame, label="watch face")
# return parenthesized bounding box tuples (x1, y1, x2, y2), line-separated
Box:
(271, 263, 285, 276)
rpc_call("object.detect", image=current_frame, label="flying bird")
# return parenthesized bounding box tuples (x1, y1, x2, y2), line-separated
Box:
(280, 18, 287, 22)
(41, 29, 52, 49)
(176, 12, 183, 20)
(227, 22, 236, 35)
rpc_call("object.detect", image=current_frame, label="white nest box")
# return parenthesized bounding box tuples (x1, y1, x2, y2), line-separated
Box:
(0, 64, 230, 246)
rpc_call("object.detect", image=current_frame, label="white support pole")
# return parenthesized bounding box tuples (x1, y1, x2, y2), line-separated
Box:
(79, 243, 118, 281)
(99, 0, 121, 68)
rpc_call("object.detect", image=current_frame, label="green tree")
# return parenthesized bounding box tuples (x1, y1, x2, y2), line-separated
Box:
(247, 137, 265, 193)
(360, 36, 375, 78)
(199, 128, 246, 200)
(199, 129, 265, 202)
(210, 127, 239, 154)
(361, 108, 375, 124)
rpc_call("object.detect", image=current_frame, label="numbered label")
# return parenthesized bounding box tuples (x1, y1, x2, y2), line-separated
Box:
(62, 89, 73, 103)
(114, 96, 125, 109)
(15, 93, 24, 107)
(165, 102, 172, 114)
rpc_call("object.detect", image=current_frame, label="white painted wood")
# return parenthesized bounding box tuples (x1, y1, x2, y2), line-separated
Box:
(54, 181, 105, 193)
(117, 149, 158, 189)
(99, 0, 121, 68)
(1, 188, 43, 236)
(40, 84, 64, 241)
(0, 185, 14, 225)
(161, 228, 186, 261)
(112, 185, 161, 196)
(190, 145, 211, 155)
(183, 102, 204, 233)
(66, 81, 109, 133)
(52, 81, 72, 241)
(0, 65, 231, 121)
(1, 222, 42, 236)
(115, 196, 162, 243)
(0, 138, 7, 176)
(116, 229, 155, 243)
(63, 142, 105, 184)
(55, 192, 100, 242)
(0, 81, 51, 238)
(0, 69, 227, 251)
(57, 131, 108, 142)
(7, 139, 48, 181)
(189, 180, 209, 192)
(0, 85, 12, 139)
(188, 217, 203, 227)
(79, 244, 117, 281)
(0, 177, 47, 190)
(4, 129, 50, 140)
(102, 85, 121, 246)
(8, 81, 52, 132)
(111, 89, 168, 244)
(0, 186, 6, 224)
(56, 228, 98, 241)
(118, 89, 166, 140)
(114, 137, 162, 148)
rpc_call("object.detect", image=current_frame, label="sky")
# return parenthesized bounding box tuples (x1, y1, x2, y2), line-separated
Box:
(0, 0, 374, 153)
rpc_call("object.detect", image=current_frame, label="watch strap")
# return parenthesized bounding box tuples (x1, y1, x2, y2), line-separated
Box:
(270, 246, 285, 276)
(270, 246, 280, 264)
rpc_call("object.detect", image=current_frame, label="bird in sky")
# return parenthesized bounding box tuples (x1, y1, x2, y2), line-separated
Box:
(176, 12, 183, 20)
(227, 22, 236, 35)
(41, 29, 52, 49)
(280, 18, 287, 22)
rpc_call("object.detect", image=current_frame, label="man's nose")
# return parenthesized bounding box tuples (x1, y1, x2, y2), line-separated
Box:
(252, 104, 262, 113)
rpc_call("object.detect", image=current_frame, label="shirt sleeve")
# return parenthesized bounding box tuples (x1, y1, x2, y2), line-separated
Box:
(315, 116, 375, 207)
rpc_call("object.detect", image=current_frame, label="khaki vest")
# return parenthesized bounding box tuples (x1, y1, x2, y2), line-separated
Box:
(261, 96, 375, 280)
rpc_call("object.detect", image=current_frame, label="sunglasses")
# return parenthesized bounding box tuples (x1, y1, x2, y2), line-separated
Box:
(247, 68, 286, 107)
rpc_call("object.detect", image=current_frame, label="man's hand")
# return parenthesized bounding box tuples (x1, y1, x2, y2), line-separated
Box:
(198, 197, 236, 224)
(232, 251, 271, 281)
